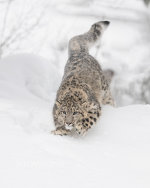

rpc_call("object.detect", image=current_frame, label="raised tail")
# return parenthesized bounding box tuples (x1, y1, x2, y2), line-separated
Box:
(68, 21, 110, 57)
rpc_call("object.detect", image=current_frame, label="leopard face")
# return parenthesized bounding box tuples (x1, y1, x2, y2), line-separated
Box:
(53, 91, 101, 134)
(53, 103, 82, 129)
(53, 90, 86, 129)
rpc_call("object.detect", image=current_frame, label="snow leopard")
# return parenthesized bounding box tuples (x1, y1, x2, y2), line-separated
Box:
(51, 21, 114, 136)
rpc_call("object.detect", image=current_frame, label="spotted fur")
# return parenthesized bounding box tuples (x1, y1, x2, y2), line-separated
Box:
(51, 21, 114, 136)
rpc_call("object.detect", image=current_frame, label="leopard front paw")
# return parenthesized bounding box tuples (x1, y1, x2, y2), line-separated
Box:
(51, 127, 71, 136)
(75, 124, 88, 136)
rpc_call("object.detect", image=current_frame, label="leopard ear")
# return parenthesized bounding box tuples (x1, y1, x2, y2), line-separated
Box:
(53, 100, 61, 115)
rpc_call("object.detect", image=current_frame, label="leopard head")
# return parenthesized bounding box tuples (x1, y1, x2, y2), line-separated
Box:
(53, 90, 101, 131)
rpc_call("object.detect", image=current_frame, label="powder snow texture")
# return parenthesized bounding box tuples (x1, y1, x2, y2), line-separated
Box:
(0, 55, 150, 188)
(0, 0, 150, 106)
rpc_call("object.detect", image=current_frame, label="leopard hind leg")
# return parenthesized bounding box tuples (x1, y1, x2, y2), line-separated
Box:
(102, 89, 114, 106)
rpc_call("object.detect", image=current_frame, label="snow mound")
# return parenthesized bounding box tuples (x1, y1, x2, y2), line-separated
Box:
(0, 55, 150, 188)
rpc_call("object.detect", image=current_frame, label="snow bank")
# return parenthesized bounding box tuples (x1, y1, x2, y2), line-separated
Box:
(0, 55, 150, 188)
(1, 0, 150, 106)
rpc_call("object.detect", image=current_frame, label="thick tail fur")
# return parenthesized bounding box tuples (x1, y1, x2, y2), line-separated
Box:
(68, 21, 110, 57)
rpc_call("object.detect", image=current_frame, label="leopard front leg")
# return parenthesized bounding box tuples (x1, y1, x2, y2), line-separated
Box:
(51, 126, 71, 136)
(75, 111, 100, 135)
(75, 123, 88, 136)
(75, 108, 101, 135)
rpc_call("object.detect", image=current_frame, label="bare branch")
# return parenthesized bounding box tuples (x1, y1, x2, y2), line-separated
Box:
(0, 0, 47, 58)
(0, 0, 13, 44)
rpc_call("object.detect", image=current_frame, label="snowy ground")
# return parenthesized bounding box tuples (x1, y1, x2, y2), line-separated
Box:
(0, 0, 150, 187)
(0, 55, 150, 188)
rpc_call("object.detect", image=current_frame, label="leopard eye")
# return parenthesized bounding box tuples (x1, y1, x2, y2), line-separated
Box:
(73, 112, 77, 115)
(62, 111, 66, 115)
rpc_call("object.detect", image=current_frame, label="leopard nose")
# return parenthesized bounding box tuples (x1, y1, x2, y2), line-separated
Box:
(65, 123, 73, 130)
(66, 116, 73, 125)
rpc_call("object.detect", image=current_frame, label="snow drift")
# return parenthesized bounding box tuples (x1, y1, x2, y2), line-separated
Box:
(0, 55, 150, 188)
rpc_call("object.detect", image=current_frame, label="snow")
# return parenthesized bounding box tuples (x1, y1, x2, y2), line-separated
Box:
(0, 0, 150, 187)
(0, 55, 150, 188)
